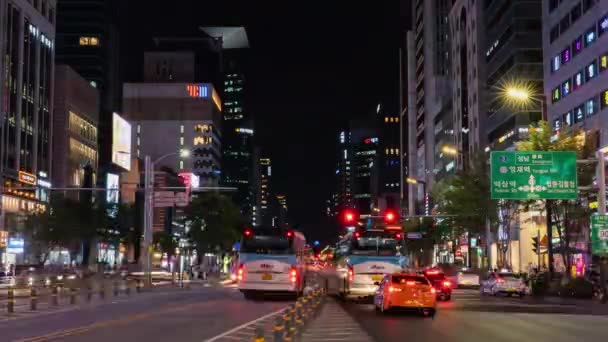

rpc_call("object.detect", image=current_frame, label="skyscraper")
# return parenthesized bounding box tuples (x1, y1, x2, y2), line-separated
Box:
(258, 157, 272, 226)
(0, 0, 56, 265)
(200, 27, 256, 224)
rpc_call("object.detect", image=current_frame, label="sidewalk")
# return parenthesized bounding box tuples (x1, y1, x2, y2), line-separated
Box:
(302, 298, 373, 342)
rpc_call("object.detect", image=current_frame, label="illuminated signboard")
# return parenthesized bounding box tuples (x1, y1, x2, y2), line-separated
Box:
(18, 171, 37, 185)
(563, 111, 573, 127)
(178, 172, 200, 189)
(562, 80, 571, 97)
(585, 27, 596, 46)
(186, 84, 209, 98)
(364, 137, 379, 144)
(7, 238, 24, 254)
(552, 87, 561, 103)
(587, 98, 597, 117)
(553, 118, 561, 131)
(112, 113, 132, 171)
(552, 55, 560, 72)
(106, 173, 120, 204)
(212, 88, 222, 111)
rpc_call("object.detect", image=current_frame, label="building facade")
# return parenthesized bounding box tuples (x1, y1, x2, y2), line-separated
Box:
(123, 82, 222, 186)
(543, 0, 608, 137)
(52, 65, 99, 193)
(0, 0, 56, 267)
(258, 157, 272, 226)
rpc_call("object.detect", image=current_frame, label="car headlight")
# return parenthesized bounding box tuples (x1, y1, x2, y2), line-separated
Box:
(45, 278, 51, 285)
(67, 275, 76, 280)
(56, 275, 64, 281)
(28, 277, 34, 285)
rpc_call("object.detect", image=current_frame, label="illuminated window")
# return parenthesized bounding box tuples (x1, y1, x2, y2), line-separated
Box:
(551, 55, 560, 72)
(573, 71, 584, 90)
(180, 137, 184, 145)
(585, 26, 596, 47)
(561, 47, 570, 64)
(137, 125, 141, 134)
(574, 105, 584, 123)
(562, 80, 571, 97)
(79, 36, 99, 46)
(602, 90, 608, 110)
(563, 111, 573, 126)
(180, 125, 184, 133)
(384, 117, 388, 123)
(572, 36, 582, 57)
(587, 98, 597, 117)
(179, 161, 184, 170)
(600, 54, 608, 73)
(599, 15, 608, 36)
(552, 87, 561, 103)
(395, 117, 399, 123)
(586, 61, 597, 80)
(553, 118, 561, 131)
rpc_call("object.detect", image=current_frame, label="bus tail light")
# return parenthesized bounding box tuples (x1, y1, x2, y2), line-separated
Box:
(290, 267, 297, 283)
(347, 266, 354, 283)
(237, 264, 244, 281)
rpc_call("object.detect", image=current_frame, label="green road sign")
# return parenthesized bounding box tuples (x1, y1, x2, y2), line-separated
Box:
(591, 214, 608, 256)
(490, 151, 577, 200)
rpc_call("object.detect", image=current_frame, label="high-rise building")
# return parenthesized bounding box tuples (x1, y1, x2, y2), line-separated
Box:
(448, 0, 486, 167)
(543, 0, 608, 135)
(334, 130, 352, 212)
(52, 65, 99, 195)
(350, 120, 379, 216)
(406, 0, 453, 215)
(275, 194, 288, 228)
(484, 0, 543, 150)
(55, 0, 121, 174)
(258, 157, 272, 226)
(200, 27, 256, 224)
(376, 104, 401, 212)
(0, 0, 56, 266)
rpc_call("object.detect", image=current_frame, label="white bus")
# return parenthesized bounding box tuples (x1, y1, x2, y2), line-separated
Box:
(237, 226, 306, 299)
(336, 228, 408, 301)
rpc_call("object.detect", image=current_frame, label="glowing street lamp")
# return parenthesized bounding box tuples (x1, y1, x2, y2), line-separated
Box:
(441, 145, 461, 156)
(505, 87, 530, 101)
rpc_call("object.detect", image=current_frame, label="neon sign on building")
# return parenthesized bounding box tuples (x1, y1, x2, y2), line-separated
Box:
(186, 84, 209, 98)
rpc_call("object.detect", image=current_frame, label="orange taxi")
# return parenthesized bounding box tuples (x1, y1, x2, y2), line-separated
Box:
(373, 273, 436, 317)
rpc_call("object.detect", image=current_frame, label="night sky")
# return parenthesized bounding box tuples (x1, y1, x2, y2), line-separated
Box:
(122, 1, 400, 242)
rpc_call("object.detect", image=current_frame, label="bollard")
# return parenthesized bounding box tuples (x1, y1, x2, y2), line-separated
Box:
(273, 315, 285, 342)
(253, 325, 264, 342)
(30, 288, 37, 311)
(51, 286, 59, 306)
(7, 288, 14, 314)
(113, 281, 119, 297)
(70, 288, 77, 305)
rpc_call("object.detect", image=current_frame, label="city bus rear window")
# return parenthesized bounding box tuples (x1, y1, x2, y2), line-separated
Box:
(241, 235, 292, 254)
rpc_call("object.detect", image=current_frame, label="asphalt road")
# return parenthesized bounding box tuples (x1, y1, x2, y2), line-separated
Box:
(341, 289, 608, 342)
(0, 284, 292, 342)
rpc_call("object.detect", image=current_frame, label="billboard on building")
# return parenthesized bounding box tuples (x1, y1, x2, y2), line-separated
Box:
(106, 173, 120, 204)
(112, 113, 132, 170)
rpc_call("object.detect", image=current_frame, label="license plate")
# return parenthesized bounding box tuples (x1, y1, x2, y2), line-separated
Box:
(463, 281, 471, 285)
(508, 287, 516, 291)
(262, 273, 273, 280)
(371, 275, 384, 282)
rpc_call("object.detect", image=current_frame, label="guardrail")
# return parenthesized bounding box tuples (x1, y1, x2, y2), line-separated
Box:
(2, 279, 146, 315)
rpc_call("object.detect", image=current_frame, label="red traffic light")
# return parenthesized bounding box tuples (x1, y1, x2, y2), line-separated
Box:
(286, 230, 294, 238)
(341, 209, 359, 225)
(243, 228, 253, 237)
(384, 209, 399, 224)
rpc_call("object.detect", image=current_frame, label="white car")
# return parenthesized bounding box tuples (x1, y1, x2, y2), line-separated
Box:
(455, 271, 480, 288)
(480, 272, 526, 297)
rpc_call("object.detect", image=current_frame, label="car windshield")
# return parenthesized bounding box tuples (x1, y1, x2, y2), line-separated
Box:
(392, 275, 428, 285)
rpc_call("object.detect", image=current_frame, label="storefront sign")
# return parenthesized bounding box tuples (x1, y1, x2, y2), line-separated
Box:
(7, 238, 24, 254)
(0, 231, 8, 248)
(591, 214, 608, 255)
(491, 151, 577, 200)
(18, 171, 37, 185)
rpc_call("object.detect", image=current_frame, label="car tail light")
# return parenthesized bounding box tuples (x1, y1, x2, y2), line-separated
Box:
(425, 270, 439, 275)
(497, 278, 504, 284)
(430, 287, 436, 294)
(237, 264, 244, 281)
(290, 267, 297, 283)
(347, 266, 354, 283)
(443, 281, 452, 288)
(388, 286, 402, 293)
(405, 281, 417, 286)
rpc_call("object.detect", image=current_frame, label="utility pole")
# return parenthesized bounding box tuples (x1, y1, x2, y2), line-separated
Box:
(143, 155, 153, 288)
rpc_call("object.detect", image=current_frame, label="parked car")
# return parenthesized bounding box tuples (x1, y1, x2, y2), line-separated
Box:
(455, 270, 480, 288)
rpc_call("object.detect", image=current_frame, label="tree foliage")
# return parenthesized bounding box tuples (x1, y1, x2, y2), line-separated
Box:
(517, 120, 596, 275)
(185, 192, 243, 256)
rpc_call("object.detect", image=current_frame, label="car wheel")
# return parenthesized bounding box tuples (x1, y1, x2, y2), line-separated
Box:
(421, 308, 434, 317)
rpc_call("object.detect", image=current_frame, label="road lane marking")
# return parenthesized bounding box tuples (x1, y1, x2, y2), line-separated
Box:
(204, 307, 287, 342)
(14, 300, 223, 342)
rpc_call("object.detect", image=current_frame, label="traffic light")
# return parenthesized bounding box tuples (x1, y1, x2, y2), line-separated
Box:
(340, 208, 359, 225)
(532, 237, 540, 254)
(384, 209, 399, 224)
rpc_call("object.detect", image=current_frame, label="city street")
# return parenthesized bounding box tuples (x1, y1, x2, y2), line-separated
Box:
(0, 284, 290, 342)
(340, 289, 608, 342)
